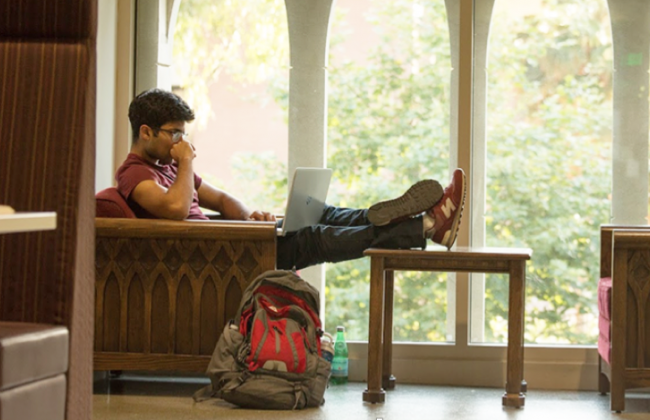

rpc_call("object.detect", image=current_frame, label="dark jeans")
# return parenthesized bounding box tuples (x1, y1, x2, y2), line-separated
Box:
(276, 205, 426, 270)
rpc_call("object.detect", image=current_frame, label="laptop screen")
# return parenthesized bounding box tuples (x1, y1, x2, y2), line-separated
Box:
(280, 168, 332, 236)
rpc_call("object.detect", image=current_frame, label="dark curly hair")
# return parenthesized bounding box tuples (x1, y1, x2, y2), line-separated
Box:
(128, 89, 195, 142)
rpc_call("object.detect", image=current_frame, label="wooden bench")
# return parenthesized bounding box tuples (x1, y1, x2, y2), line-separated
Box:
(362, 246, 532, 408)
(94, 217, 277, 372)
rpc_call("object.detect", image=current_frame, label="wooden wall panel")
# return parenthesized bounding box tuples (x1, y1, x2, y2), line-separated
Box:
(102, 277, 120, 352)
(199, 280, 219, 355)
(175, 277, 193, 355)
(127, 278, 144, 353)
(150, 278, 169, 354)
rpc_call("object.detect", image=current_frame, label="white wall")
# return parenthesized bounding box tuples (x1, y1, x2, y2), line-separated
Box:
(96, 0, 117, 191)
(96, 0, 135, 191)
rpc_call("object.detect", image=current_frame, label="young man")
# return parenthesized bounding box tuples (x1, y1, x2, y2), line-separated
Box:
(116, 88, 467, 270)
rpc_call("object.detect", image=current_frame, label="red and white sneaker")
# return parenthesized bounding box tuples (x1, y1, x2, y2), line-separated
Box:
(426, 169, 467, 249)
(368, 179, 443, 226)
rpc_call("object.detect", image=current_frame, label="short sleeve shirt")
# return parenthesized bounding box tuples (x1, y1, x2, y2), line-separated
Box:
(115, 153, 208, 220)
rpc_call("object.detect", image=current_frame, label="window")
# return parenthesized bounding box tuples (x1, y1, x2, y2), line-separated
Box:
(474, 0, 613, 344)
(172, 0, 290, 213)
(136, 0, 650, 388)
(325, 0, 452, 341)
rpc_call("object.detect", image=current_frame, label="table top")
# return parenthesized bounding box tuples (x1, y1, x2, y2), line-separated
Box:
(364, 246, 531, 275)
(0, 212, 57, 234)
(364, 246, 532, 260)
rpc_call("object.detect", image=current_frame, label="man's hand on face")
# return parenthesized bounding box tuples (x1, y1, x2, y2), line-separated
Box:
(247, 210, 277, 222)
(170, 139, 196, 163)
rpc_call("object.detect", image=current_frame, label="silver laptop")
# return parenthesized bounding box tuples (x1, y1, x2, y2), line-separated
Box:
(278, 167, 333, 236)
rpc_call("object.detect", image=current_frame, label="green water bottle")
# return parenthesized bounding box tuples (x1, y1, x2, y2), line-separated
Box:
(330, 326, 348, 385)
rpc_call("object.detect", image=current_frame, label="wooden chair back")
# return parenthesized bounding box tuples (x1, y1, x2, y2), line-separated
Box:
(598, 225, 650, 412)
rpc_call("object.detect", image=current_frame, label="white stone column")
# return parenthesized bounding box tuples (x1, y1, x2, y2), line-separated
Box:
(285, 0, 335, 176)
(608, 0, 650, 224)
(444, 0, 460, 345)
(284, 0, 335, 313)
(467, 0, 496, 344)
(135, 0, 180, 92)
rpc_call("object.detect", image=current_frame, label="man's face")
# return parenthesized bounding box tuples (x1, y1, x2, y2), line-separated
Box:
(145, 121, 187, 165)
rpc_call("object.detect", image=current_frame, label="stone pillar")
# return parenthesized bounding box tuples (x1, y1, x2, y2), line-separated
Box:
(608, 0, 650, 224)
(135, 0, 180, 92)
(284, 0, 335, 308)
(464, 0, 497, 344)
(284, 0, 335, 176)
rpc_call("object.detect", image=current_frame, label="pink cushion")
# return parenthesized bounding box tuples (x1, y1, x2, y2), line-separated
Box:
(598, 313, 610, 341)
(598, 315, 611, 363)
(597, 277, 612, 363)
(598, 277, 612, 321)
(95, 187, 136, 218)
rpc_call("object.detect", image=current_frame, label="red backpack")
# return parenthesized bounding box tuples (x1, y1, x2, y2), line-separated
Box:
(194, 270, 331, 409)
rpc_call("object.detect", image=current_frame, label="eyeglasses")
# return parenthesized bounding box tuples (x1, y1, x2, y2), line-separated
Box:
(157, 128, 188, 143)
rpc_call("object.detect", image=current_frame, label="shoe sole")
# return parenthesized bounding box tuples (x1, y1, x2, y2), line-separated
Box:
(440, 172, 467, 249)
(368, 179, 443, 226)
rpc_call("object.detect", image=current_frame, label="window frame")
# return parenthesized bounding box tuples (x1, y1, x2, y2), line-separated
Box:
(119, 0, 650, 390)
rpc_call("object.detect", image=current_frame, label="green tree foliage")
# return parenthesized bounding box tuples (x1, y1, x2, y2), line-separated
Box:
(173, 0, 289, 124)
(324, 0, 452, 341)
(174, 0, 612, 344)
(173, 0, 290, 214)
(484, 0, 612, 343)
(327, 0, 611, 344)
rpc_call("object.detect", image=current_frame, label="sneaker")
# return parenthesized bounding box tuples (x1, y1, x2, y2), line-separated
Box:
(368, 179, 443, 226)
(426, 169, 467, 249)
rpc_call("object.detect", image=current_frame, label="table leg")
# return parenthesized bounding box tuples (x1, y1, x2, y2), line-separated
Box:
(519, 262, 527, 394)
(502, 260, 526, 408)
(363, 256, 386, 403)
(382, 270, 396, 390)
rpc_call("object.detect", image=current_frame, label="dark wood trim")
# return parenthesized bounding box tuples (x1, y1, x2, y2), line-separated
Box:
(94, 352, 210, 372)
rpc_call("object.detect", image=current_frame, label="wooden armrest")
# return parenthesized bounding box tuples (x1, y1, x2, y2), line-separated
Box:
(95, 217, 277, 241)
(612, 228, 650, 249)
(600, 224, 650, 278)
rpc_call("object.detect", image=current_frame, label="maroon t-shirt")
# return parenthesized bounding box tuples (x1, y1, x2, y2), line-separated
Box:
(115, 153, 208, 220)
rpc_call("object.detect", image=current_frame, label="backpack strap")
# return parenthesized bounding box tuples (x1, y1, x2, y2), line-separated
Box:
(192, 384, 215, 403)
(292, 383, 303, 410)
(220, 370, 252, 393)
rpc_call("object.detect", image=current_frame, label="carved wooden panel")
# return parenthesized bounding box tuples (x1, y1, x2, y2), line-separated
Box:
(94, 228, 276, 370)
(626, 249, 650, 368)
(599, 226, 650, 411)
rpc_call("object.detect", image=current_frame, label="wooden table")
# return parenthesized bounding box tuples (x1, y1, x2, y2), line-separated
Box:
(0, 212, 57, 234)
(362, 246, 532, 408)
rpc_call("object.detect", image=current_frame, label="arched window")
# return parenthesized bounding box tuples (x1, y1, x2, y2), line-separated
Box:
(125, 0, 649, 387)
(325, 0, 453, 342)
(476, 0, 613, 345)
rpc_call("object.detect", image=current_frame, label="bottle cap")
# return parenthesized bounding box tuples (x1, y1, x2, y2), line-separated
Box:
(337, 326, 345, 332)
(321, 339, 334, 352)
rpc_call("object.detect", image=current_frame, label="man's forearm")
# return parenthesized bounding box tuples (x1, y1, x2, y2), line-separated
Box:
(164, 157, 195, 217)
(219, 195, 252, 220)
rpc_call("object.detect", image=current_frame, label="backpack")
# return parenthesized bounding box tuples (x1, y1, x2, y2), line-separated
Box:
(193, 270, 331, 410)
